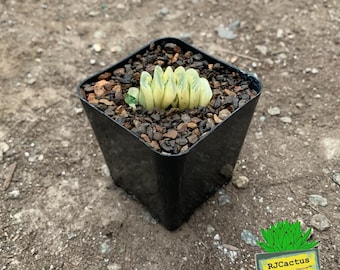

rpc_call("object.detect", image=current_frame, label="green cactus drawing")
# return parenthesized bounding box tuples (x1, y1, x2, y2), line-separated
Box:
(257, 220, 318, 252)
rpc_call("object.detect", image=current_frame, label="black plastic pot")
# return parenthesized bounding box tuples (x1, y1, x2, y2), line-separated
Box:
(77, 37, 262, 230)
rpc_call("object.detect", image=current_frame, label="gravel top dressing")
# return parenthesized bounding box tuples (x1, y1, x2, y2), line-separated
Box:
(80, 41, 258, 154)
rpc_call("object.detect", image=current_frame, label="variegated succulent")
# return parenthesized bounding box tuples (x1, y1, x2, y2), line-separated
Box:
(125, 65, 213, 111)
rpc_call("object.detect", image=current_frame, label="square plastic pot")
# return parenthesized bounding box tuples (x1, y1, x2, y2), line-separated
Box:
(77, 37, 262, 230)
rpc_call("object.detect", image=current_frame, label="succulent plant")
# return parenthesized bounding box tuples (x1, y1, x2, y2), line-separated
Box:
(257, 220, 318, 252)
(125, 65, 212, 111)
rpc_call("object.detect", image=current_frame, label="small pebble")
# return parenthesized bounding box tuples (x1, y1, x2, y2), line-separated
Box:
(232, 175, 249, 189)
(89, 10, 99, 17)
(101, 242, 110, 254)
(228, 20, 241, 30)
(107, 263, 122, 270)
(241, 230, 258, 246)
(206, 224, 215, 234)
(175, 137, 188, 146)
(90, 59, 96, 65)
(8, 189, 20, 199)
(163, 129, 178, 139)
(255, 45, 268, 55)
(332, 173, 340, 186)
(181, 113, 191, 123)
(153, 132, 163, 141)
(26, 78, 36, 85)
(255, 24, 263, 32)
(159, 7, 169, 15)
(280, 116, 292, 123)
(140, 134, 151, 143)
(149, 141, 160, 151)
(93, 43, 102, 53)
(74, 107, 83, 114)
(206, 118, 215, 130)
(265, 58, 274, 65)
(259, 115, 266, 122)
(311, 68, 319, 74)
(277, 53, 287, 60)
(238, 100, 247, 107)
(116, 3, 125, 9)
(67, 232, 78, 241)
(213, 114, 222, 124)
(110, 45, 122, 53)
(101, 164, 111, 177)
(310, 214, 331, 231)
(176, 123, 187, 132)
(276, 28, 284, 38)
(93, 30, 104, 39)
(230, 56, 238, 63)
(305, 67, 319, 74)
(218, 109, 231, 119)
(0, 142, 9, 154)
(28, 155, 37, 162)
(180, 145, 189, 152)
(295, 128, 305, 136)
(255, 132, 263, 139)
(187, 122, 197, 129)
(61, 140, 70, 148)
(214, 234, 221, 241)
(218, 194, 231, 206)
(215, 25, 236, 40)
(187, 134, 198, 144)
(308, 194, 328, 207)
(151, 113, 161, 121)
(160, 141, 173, 152)
(267, 106, 280, 116)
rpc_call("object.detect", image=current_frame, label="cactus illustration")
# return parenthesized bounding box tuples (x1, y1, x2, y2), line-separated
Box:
(257, 220, 318, 252)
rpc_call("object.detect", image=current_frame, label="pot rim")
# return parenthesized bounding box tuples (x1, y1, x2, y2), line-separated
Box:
(77, 37, 262, 157)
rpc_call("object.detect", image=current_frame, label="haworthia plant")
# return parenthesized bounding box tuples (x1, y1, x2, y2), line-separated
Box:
(125, 65, 213, 111)
(257, 220, 319, 252)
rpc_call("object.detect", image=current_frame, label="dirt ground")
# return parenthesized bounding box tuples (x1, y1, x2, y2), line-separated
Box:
(1, 0, 339, 269)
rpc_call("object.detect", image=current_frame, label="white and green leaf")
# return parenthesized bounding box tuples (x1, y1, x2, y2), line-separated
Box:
(174, 66, 190, 109)
(186, 68, 201, 109)
(125, 87, 140, 111)
(199, 78, 213, 107)
(161, 66, 177, 109)
(140, 71, 154, 111)
(151, 65, 165, 109)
